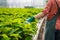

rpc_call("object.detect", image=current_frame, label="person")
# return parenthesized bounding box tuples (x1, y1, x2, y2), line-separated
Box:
(26, 0, 60, 40)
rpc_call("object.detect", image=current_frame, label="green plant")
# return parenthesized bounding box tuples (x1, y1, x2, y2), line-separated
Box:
(0, 8, 43, 40)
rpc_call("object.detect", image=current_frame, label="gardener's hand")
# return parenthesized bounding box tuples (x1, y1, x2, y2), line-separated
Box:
(25, 17, 35, 23)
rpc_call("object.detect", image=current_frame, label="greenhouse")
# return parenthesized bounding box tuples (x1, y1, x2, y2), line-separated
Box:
(0, 0, 59, 40)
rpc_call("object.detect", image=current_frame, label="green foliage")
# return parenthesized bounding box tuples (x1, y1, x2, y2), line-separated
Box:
(0, 8, 43, 40)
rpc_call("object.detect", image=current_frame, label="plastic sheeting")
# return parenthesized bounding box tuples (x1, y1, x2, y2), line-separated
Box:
(0, 0, 46, 8)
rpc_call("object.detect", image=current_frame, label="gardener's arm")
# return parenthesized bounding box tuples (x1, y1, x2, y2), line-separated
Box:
(26, 0, 52, 23)
(34, 12, 45, 19)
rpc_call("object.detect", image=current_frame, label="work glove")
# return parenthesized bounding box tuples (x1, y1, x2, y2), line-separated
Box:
(25, 17, 35, 23)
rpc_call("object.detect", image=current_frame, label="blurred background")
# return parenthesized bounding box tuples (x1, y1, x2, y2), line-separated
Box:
(0, 0, 47, 8)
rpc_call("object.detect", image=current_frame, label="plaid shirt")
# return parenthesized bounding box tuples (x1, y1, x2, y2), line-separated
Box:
(42, 0, 60, 30)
